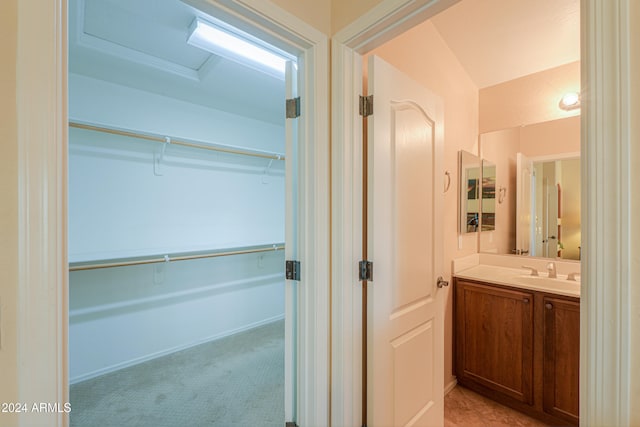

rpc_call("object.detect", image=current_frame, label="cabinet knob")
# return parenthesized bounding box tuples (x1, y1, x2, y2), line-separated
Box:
(523, 298, 530, 304)
(545, 303, 553, 310)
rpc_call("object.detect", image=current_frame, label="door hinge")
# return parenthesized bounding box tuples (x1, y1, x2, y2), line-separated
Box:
(286, 97, 301, 118)
(359, 260, 373, 281)
(286, 260, 301, 281)
(359, 95, 373, 117)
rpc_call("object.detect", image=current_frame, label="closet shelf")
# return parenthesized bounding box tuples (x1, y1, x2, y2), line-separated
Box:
(69, 121, 286, 161)
(69, 243, 285, 271)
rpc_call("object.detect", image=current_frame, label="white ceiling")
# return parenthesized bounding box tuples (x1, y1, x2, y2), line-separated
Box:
(431, 0, 580, 88)
(69, 0, 286, 125)
(69, 0, 580, 123)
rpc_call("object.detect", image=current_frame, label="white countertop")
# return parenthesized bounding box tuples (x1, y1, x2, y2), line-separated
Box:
(454, 262, 580, 298)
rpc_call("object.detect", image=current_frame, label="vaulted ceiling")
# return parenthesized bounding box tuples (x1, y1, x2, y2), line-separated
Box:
(69, 0, 286, 125)
(430, 0, 580, 88)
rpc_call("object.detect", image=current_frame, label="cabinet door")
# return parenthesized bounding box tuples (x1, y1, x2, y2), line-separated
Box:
(455, 281, 534, 404)
(543, 296, 580, 425)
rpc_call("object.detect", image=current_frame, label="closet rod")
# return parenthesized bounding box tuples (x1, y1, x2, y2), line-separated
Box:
(69, 122, 286, 161)
(69, 243, 285, 271)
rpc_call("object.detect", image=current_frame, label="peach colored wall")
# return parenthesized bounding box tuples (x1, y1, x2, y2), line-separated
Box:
(270, 0, 394, 35)
(559, 159, 580, 260)
(479, 61, 580, 134)
(331, 0, 384, 34)
(519, 115, 580, 158)
(271, 0, 331, 35)
(0, 0, 19, 424)
(368, 19, 479, 388)
(480, 128, 520, 255)
(630, 1, 640, 420)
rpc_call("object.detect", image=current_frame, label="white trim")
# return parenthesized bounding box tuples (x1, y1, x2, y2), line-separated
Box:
(332, 0, 635, 425)
(529, 151, 581, 162)
(581, 0, 632, 424)
(335, 0, 460, 54)
(17, 1, 328, 426)
(68, 273, 283, 318)
(76, 33, 201, 82)
(331, 2, 458, 426)
(17, 0, 68, 426)
(330, 43, 364, 427)
(284, 60, 299, 423)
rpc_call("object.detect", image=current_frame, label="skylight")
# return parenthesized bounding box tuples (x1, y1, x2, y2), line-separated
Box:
(187, 17, 292, 79)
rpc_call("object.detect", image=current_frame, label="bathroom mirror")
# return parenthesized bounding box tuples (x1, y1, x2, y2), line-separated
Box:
(521, 155, 580, 259)
(479, 117, 581, 259)
(459, 150, 481, 233)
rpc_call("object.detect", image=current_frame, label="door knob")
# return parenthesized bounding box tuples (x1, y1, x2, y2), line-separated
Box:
(437, 276, 449, 288)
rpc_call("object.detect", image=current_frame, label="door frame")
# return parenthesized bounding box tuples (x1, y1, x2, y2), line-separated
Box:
(331, 0, 636, 425)
(15, 0, 329, 426)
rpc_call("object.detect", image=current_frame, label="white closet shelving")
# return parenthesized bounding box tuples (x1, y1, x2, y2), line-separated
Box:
(68, 120, 286, 270)
(69, 121, 286, 161)
(68, 86, 286, 383)
(69, 242, 285, 271)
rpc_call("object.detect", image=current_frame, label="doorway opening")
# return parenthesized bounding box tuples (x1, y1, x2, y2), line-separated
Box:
(67, 0, 297, 425)
(332, 0, 580, 425)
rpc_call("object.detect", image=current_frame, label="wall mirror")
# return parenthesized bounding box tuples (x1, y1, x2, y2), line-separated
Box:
(459, 150, 481, 234)
(479, 116, 581, 260)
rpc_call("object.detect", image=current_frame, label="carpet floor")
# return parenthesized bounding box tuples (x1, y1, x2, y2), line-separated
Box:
(70, 320, 285, 427)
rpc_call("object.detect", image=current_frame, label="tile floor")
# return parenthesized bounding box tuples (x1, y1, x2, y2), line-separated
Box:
(444, 386, 550, 427)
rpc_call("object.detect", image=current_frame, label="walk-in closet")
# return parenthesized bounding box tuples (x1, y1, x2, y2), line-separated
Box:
(68, 1, 293, 425)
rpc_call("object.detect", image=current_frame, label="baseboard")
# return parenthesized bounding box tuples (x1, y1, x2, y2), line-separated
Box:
(444, 377, 458, 395)
(69, 314, 285, 384)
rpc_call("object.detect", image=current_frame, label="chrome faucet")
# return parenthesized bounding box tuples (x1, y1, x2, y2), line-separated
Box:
(521, 266, 539, 276)
(567, 272, 580, 281)
(546, 262, 557, 278)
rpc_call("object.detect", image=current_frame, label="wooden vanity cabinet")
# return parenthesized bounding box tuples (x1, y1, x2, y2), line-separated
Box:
(454, 278, 579, 426)
(454, 280, 534, 404)
(542, 295, 580, 424)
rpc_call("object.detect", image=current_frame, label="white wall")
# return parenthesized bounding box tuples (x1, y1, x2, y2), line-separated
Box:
(69, 253, 284, 382)
(70, 73, 285, 154)
(68, 127, 285, 260)
(68, 73, 286, 383)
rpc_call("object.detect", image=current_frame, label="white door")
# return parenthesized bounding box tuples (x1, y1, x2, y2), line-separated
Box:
(516, 152, 534, 255)
(367, 55, 445, 427)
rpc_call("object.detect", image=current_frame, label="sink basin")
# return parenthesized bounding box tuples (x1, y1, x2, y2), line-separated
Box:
(512, 275, 580, 294)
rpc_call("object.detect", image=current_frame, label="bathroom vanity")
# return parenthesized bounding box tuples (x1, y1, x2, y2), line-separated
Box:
(453, 259, 579, 426)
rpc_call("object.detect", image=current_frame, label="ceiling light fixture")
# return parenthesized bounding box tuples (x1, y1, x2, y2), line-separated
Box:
(559, 92, 581, 111)
(187, 17, 291, 79)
